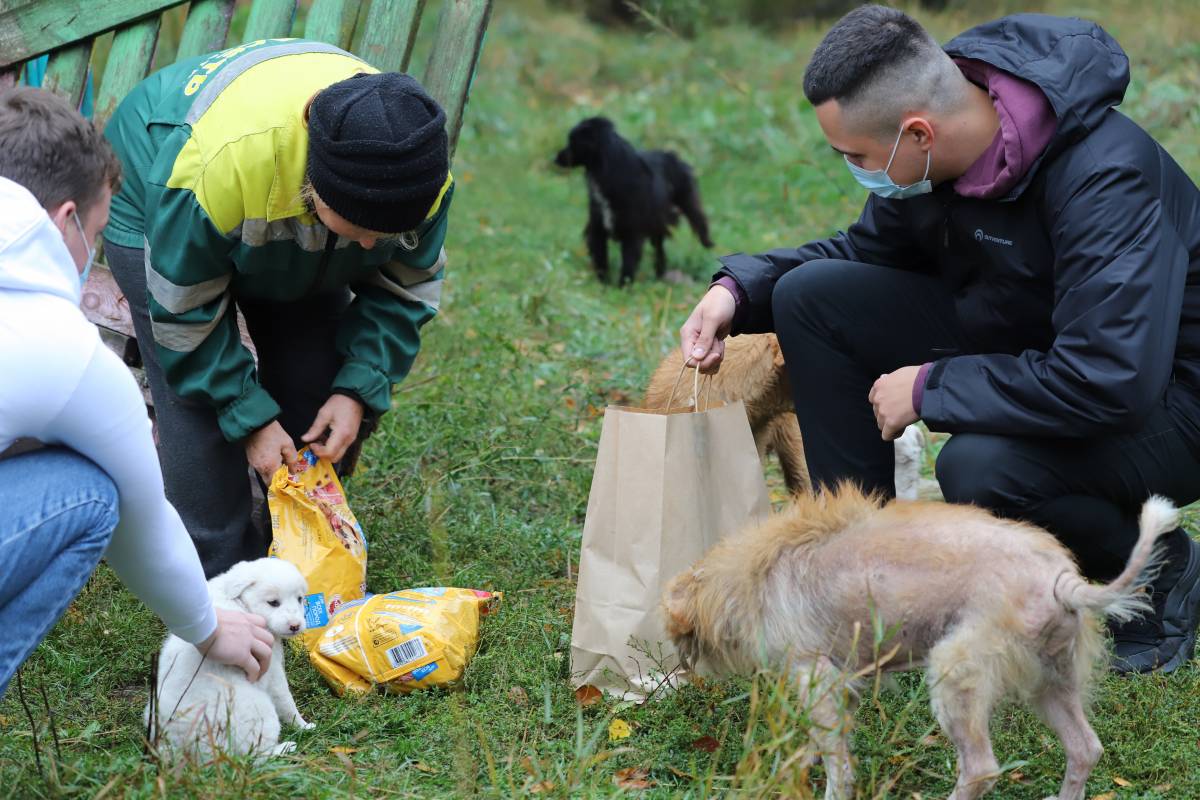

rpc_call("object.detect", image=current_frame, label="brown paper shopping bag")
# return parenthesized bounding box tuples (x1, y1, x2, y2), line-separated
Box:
(570, 365, 770, 698)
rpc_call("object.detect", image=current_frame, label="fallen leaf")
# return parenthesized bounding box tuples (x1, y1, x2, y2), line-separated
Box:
(608, 718, 632, 741)
(1113, 776, 1132, 787)
(691, 735, 719, 753)
(575, 684, 603, 707)
(613, 767, 654, 790)
(412, 761, 436, 774)
(508, 686, 529, 707)
(669, 765, 696, 780)
(1152, 784, 1173, 793)
(920, 734, 940, 746)
(564, 396, 577, 410)
(1090, 793, 1117, 800)
(329, 746, 359, 754)
(528, 780, 555, 793)
(1008, 770, 1027, 783)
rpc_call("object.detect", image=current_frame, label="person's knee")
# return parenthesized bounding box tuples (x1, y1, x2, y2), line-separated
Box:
(40, 449, 120, 547)
(771, 259, 860, 325)
(935, 434, 1034, 510)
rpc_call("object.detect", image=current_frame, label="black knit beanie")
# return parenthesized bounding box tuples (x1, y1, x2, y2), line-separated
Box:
(307, 72, 449, 233)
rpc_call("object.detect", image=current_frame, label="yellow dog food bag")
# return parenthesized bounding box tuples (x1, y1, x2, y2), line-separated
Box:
(267, 449, 367, 646)
(309, 588, 500, 695)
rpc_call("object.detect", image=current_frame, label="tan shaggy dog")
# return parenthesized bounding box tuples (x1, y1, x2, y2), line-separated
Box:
(644, 334, 927, 497)
(663, 485, 1175, 800)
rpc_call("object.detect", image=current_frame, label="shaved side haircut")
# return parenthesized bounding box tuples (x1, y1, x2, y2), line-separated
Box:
(803, 4, 969, 138)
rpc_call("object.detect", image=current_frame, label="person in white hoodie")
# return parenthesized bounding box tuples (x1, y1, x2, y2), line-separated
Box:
(0, 87, 275, 696)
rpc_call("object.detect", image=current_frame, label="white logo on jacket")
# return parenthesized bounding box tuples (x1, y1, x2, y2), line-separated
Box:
(974, 228, 1014, 246)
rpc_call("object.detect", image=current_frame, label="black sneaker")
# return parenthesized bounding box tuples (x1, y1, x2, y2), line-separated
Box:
(1111, 533, 1200, 675)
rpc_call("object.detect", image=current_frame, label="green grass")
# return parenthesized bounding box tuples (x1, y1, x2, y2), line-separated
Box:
(6, 1, 1200, 797)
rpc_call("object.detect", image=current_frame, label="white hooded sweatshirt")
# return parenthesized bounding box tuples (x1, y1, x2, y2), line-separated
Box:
(0, 176, 214, 644)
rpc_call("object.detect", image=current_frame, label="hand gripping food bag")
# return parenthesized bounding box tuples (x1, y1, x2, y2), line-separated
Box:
(308, 588, 501, 695)
(267, 449, 368, 647)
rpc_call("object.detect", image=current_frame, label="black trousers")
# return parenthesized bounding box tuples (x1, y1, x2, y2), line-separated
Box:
(771, 259, 1200, 581)
(104, 239, 350, 578)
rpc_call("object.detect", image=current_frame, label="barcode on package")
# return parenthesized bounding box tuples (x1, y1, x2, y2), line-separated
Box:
(386, 637, 428, 669)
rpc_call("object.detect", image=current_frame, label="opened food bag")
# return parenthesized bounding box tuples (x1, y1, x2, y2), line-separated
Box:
(267, 449, 367, 646)
(570, 371, 770, 699)
(309, 588, 500, 695)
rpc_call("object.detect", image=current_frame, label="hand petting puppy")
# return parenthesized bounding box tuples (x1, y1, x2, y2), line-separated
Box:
(869, 365, 922, 441)
(197, 608, 275, 682)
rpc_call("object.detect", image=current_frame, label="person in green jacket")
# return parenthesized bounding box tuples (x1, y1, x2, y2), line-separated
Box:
(103, 38, 454, 577)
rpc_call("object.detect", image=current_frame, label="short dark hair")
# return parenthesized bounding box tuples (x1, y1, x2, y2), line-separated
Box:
(803, 5, 936, 107)
(0, 86, 122, 216)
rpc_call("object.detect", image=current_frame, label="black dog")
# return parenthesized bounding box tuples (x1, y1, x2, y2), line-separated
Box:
(554, 117, 713, 286)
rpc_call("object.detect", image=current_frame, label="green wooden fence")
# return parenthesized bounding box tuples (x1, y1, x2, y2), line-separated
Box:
(0, 0, 491, 157)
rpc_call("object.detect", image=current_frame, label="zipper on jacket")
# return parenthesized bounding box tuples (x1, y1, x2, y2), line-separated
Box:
(310, 231, 337, 296)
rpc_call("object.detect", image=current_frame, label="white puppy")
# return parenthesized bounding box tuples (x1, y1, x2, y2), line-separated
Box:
(147, 557, 313, 760)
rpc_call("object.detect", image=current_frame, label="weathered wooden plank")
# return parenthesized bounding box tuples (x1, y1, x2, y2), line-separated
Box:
(177, 0, 235, 59)
(421, 0, 492, 158)
(241, 0, 297, 42)
(41, 39, 92, 107)
(305, 0, 357, 49)
(354, 0, 425, 72)
(0, 0, 184, 67)
(93, 16, 159, 131)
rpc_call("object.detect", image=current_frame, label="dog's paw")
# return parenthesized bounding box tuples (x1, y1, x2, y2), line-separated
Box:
(271, 740, 297, 757)
(286, 711, 314, 730)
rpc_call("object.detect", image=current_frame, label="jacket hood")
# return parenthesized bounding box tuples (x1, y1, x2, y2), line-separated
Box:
(0, 176, 82, 305)
(944, 14, 1130, 196)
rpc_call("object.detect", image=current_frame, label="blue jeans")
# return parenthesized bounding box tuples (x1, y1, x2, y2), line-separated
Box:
(0, 448, 119, 697)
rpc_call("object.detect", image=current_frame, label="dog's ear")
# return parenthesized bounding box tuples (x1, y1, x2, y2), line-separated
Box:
(768, 335, 786, 369)
(662, 568, 699, 638)
(209, 561, 258, 609)
(663, 569, 702, 671)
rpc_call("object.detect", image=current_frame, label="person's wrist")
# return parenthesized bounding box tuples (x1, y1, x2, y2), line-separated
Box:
(195, 629, 217, 652)
(710, 283, 735, 301)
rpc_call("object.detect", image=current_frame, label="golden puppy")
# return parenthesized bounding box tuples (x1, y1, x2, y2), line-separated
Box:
(663, 485, 1174, 800)
(645, 334, 927, 497)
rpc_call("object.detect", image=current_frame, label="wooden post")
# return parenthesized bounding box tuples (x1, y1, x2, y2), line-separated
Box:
(354, 0, 426, 73)
(305, 0, 358, 49)
(177, 0, 236, 60)
(41, 39, 93, 108)
(93, 17, 160, 130)
(241, 0, 298, 42)
(421, 0, 492, 158)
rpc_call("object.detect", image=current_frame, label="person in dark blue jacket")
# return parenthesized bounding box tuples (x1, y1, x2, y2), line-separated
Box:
(680, 5, 1200, 674)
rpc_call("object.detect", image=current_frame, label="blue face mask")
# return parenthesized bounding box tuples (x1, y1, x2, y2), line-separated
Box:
(844, 124, 932, 199)
(71, 210, 95, 286)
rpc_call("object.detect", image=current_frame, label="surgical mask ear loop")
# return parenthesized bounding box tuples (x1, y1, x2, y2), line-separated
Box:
(71, 210, 95, 285)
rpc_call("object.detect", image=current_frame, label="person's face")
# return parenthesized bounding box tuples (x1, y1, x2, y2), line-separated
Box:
(49, 186, 112, 274)
(814, 99, 933, 187)
(312, 196, 392, 250)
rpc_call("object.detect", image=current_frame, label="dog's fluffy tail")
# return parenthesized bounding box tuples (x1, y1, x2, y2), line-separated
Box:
(1055, 496, 1178, 622)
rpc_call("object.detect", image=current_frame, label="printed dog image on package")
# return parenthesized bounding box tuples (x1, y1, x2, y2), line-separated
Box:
(267, 449, 367, 646)
(309, 588, 500, 695)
